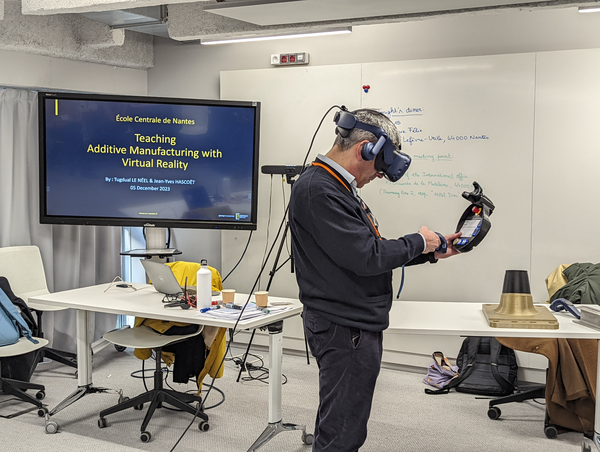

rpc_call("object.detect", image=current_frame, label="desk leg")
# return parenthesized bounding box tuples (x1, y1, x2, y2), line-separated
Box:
(43, 310, 119, 434)
(582, 339, 600, 452)
(246, 321, 312, 451)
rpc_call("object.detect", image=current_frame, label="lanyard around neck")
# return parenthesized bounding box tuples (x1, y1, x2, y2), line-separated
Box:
(311, 161, 381, 239)
(312, 161, 350, 192)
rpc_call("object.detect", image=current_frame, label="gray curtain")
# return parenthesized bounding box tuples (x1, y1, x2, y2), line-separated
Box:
(0, 87, 120, 353)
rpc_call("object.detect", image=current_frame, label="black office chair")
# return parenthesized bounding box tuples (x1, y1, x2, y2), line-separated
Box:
(485, 343, 565, 442)
(98, 325, 209, 443)
(487, 381, 559, 438)
(0, 337, 49, 418)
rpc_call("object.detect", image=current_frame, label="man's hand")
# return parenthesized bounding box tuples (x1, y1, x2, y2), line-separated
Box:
(434, 232, 462, 259)
(419, 226, 441, 253)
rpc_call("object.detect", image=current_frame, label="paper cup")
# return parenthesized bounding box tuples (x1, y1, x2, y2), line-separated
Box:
(222, 289, 236, 304)
(254, 291, 269, 307)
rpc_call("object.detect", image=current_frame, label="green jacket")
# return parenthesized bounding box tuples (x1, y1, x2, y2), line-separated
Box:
(551, 262, 600, 305)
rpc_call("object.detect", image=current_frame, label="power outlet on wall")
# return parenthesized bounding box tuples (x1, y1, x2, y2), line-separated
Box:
(271, 53, 309, 66)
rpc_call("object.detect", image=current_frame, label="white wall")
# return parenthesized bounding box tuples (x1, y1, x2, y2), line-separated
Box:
(0, 47, 222, 273)
(148, 7, 600, 380)
(149, 7, 600, 99)
(0, 49, 147, 94)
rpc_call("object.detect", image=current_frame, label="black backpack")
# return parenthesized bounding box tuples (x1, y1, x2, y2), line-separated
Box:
(426, 337, 517, 396)
(0, 276, 42, 382)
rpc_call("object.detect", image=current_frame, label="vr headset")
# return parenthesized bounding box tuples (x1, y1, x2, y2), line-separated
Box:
(333, 109, 411, 182)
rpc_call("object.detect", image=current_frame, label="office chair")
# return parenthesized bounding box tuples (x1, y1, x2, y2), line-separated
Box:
(98, 326, 208, 442)
(0, 336, 49, 418)
(98, 260, 225, 442)
(487, 380, 558, 438)
(0, 246, 77, 369)
(487, 337, 595, 440)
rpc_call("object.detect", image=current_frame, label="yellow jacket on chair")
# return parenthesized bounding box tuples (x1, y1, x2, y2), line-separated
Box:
(134, 261, 227, 393)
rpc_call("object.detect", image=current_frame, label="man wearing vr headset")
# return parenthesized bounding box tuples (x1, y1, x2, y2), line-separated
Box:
(289, 108, 461, 452)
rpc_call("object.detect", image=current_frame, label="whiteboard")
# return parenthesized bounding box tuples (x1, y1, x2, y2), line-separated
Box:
(360, 54, 536, 303)
(221, 49, 600, 313)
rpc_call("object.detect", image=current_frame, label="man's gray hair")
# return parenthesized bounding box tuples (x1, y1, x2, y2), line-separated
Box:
(334, 109, 401, 151)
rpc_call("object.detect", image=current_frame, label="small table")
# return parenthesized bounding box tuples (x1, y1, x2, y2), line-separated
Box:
(30, 284, 308, 450)
(387, 301, 600, 452)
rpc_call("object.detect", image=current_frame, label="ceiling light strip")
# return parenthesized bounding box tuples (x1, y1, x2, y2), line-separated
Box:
(201, 28, 351, 45)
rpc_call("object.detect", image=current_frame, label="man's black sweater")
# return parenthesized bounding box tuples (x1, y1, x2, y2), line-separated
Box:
(289, 159, 434, 332)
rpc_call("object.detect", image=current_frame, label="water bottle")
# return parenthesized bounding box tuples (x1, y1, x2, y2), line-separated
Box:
(196, 259, 212, 310)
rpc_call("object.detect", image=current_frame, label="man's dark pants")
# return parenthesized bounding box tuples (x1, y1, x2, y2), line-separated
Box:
(303, 307, 383, 452)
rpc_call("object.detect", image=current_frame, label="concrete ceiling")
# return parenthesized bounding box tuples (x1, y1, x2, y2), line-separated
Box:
(17, 0, 600, 43)
(202, 0, 550, 26)
(2, 0, 600, 71)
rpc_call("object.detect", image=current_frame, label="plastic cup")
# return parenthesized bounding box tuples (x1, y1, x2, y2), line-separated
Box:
(254, 291, 269, 308)
(222, 289, 236, 304)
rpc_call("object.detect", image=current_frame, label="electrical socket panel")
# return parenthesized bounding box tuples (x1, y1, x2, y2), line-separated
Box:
(270, 53, 309, 66)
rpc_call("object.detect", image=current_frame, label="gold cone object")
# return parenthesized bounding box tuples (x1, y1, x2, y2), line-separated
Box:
(483, 270, 558, 329)
(494, 293, 539, 316)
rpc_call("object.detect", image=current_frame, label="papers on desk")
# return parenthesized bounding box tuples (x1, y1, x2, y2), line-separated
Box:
(196, 303, 292, 320)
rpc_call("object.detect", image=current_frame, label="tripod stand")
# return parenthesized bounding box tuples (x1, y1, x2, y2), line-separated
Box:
(236, 172, 310, 383)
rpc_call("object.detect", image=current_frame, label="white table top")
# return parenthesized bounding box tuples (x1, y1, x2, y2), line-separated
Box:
(389, 301, 600, 339)
(29, 283, 303, 330)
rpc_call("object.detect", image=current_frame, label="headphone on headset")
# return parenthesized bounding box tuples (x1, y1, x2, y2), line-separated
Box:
(333, 108, 411, 182)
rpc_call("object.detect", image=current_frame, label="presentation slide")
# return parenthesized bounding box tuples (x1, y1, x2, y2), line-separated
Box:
(43, 97, 258, 224)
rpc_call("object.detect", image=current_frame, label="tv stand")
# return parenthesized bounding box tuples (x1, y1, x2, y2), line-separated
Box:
(120, 227, 182, 259)
(120, 249, 182, 259)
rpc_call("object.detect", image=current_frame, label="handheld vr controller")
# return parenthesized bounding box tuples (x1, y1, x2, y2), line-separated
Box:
(550, 298, 581, 319)
(453, 181, 495, 253)
(435, 232, 448, 254)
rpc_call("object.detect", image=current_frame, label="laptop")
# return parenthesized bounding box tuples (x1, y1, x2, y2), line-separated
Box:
(140, 260, 219, 296)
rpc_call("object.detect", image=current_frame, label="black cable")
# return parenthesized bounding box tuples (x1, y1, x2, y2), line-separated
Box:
(275, 257, 291, 273)
(281, 177, 292, 259)
(229, 353, 288, 385)
(216, 104, 342, 383)
(169, 105, 341, 452)
(242, 362, 288, 385)
(258, 175, 275, 289)
(222, 231, 253, 283)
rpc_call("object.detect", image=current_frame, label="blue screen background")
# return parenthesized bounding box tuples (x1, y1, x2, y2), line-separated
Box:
(43, 97, 258, 225)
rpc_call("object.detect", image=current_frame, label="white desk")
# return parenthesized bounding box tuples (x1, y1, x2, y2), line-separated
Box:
(29, 284, 308, 451)
(388, 301, 600, 452)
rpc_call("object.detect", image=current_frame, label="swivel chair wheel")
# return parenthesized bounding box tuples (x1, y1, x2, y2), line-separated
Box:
(487, 407, 501, 420)
(98, 417, 108, 428)
(141, 431, 152, 442)
(118, 395, 130, 404)
(544, 424, 558, 439)
(302, 432, 314, 445)
(134, 403, 144, 410)
(37, 407, 48, 417)
(45, 420, 59, 434)
(198, 421, 210, 432)
(114, 345, 127, 352)
(35, 390, 45, 400)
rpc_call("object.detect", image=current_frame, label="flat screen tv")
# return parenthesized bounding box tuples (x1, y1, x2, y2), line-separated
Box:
(38, 92, 260, 230)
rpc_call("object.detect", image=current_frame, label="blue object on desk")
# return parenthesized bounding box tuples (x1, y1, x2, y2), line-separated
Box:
(199, 305, 220, 313)
(550, 298, 581, 319)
